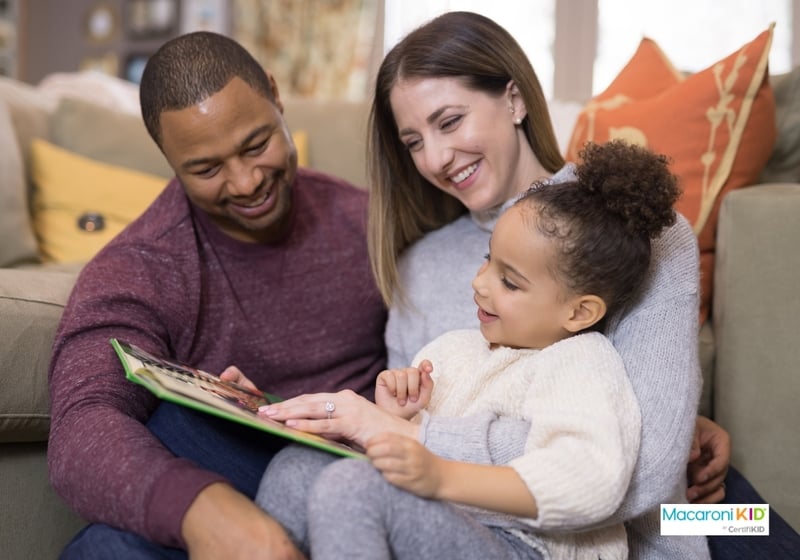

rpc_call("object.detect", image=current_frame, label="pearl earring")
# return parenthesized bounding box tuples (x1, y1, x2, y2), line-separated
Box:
(514, 117, 522, 125)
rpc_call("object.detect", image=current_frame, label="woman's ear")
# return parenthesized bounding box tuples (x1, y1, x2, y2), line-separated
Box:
(506, 80, 527, 124)
(563, 295, 606, 333)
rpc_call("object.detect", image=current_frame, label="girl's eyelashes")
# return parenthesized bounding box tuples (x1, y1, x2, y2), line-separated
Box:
(501, 276, 519, 291)
(484, 251, 518, 290)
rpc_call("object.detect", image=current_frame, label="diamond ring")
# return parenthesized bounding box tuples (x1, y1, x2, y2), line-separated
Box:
(324, 401, 336, 419)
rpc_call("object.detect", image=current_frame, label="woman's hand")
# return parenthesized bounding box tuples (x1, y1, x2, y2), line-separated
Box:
(366, 431, 444, 498)
(687, 415, 731, 503)
(259, 390, 419, 449)
(375, 359, 434, 419)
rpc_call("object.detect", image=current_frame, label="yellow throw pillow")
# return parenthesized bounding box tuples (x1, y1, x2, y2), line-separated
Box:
(293, 129, 309, 168)
(31, 129, 308, 265)
(30, 139, 168, 264)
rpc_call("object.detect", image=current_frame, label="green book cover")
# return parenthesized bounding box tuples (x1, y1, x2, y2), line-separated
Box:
(110, 338, 364, 459)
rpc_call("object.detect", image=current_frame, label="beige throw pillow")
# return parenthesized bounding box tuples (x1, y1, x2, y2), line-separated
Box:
(50, 97, 174, 179)
(0, 99, 40, 267)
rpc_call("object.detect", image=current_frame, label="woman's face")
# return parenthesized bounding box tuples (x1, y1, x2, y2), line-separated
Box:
(389, 76, 541, 211)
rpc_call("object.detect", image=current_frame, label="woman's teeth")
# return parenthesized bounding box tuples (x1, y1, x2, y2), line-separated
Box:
(452, 163, 478, 184)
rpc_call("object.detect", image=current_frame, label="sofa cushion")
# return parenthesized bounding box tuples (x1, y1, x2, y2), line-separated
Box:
(283, 98, 369, 188)
(0, 76, 57, 177)
(713, 183, 800, 530)
(0, 99, 40, 267)
(30, 139, 166, 264)
(0, 77, 58, 268)
(566, 28, 776, 323)
(759, 66, 800, 184)
(0, 268, 79, 442)
(50, 97, 175, 179)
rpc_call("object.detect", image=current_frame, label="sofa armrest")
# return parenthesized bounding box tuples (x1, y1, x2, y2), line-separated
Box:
(0, 268, 78, 443)
(713, 183, 800, 530)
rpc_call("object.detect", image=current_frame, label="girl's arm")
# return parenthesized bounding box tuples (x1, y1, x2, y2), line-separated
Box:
(367, 431, 538, 517)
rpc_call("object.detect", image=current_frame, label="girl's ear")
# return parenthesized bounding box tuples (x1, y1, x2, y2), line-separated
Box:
(506, 80, 527, 123)
(563, 295, 606, 333)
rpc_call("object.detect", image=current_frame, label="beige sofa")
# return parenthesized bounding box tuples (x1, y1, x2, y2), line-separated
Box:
(1, 71, 798, 559)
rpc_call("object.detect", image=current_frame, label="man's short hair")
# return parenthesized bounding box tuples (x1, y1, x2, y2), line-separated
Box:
(140, 31, 276, 147)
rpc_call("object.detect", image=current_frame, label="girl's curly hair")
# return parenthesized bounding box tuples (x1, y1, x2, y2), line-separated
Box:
(519, 140, 681, 329)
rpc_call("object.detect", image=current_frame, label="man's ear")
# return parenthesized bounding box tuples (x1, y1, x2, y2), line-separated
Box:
(268, 73, 284, 113)
(563, 295, 606, 333)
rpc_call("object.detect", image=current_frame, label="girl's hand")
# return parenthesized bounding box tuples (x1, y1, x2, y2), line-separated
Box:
(375, 360, 434, 419)
(258, 390, 419, 449)
(366, 432, 444, 499)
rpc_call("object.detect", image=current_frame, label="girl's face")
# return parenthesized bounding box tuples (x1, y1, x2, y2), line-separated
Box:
(471, 205, 579, 349)
(389, 77, 544, 212)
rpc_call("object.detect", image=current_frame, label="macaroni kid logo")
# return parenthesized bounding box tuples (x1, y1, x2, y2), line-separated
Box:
(660, 504, 770, 536)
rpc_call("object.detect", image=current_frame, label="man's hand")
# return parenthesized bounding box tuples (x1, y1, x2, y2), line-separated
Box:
(374, 360, 434, 419)
(219, 366, 258, 391)
(687, 415, 731, 503)
(182, 482, 306, 560)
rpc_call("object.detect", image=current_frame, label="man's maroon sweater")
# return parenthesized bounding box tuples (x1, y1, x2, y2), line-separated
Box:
(47, 169, 387, 547)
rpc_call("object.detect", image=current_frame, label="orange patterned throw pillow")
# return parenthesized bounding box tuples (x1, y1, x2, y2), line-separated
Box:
(567, 27, 776, 323)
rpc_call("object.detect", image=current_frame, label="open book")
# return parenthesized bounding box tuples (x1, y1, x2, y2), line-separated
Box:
(110, 338, 364, 459)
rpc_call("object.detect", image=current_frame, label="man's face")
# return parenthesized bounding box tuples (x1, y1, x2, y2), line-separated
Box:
(159, 77, 298, 243)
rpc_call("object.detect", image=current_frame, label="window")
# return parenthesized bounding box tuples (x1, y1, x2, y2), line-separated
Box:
(383, 0, 555, 97)
(382, 0, 797, 102)
(594, 0, 794, 94)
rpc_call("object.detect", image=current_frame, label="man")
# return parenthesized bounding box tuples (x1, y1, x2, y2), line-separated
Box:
(48, 31, 386, 559)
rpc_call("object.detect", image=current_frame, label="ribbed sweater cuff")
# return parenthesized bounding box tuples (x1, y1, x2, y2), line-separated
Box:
(145, 459, 228, 549)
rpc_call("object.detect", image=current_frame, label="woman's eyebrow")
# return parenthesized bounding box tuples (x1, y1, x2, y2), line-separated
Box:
(398, 105, 463, 136)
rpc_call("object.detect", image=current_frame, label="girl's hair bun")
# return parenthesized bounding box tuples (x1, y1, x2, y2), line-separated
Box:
(576, 140, 681, 239)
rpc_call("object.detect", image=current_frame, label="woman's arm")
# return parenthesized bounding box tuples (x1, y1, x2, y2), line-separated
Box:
(259, 389, 420, 448)
(605, 216, 703, 520)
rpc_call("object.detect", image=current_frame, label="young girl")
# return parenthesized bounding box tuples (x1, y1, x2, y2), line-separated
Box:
(256, 140, 681, 560)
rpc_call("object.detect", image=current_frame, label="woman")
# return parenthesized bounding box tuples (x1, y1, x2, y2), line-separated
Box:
(260, 11, 787, 559)
(371, 13, 707, 552)
(257, 140, 683, 559)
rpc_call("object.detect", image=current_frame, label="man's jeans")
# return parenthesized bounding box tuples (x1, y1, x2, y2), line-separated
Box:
(60, 402, 286, 559)
(709, 465, 799, 560)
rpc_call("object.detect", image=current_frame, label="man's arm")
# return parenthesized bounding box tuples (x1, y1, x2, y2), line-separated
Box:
(182, 483, 305, 560)
(47, 252, 222, 547)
